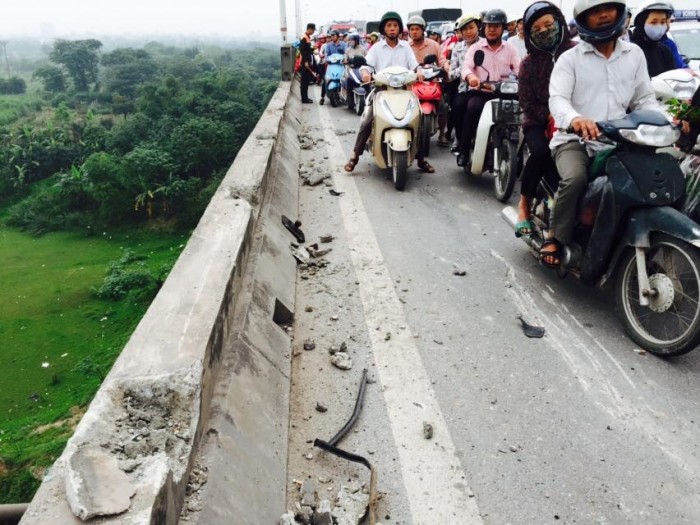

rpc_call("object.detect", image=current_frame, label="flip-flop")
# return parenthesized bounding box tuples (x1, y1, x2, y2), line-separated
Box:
(539, 239, 562, 269)
(515, 218, 533, 238)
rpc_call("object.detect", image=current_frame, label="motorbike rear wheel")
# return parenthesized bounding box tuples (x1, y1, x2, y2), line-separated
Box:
(420, 117, 431, 158)
(616, 234, 700, 356)
(392, 150, 408, 191)
(494, 138, 517, 202)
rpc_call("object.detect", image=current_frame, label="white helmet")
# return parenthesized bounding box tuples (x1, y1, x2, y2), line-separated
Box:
(407, 15, 427, 29)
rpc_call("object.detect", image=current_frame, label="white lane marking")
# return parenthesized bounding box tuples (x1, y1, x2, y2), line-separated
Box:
(318, 105, 483, 524)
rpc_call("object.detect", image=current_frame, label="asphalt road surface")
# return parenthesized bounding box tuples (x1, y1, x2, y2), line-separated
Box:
(285, 85, 700, 525)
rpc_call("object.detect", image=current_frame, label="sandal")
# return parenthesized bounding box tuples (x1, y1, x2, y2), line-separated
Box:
(344, 156, 358, 172)
(539, 239, 562, 269)
(515, 218, 533, 238)
(418, 160, 435, 173)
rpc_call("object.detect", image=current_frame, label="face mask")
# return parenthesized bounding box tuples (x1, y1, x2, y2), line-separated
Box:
(531, 20, 561, 51)
(644, 24, 667, 41)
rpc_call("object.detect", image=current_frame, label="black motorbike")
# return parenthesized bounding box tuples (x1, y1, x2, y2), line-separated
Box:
(503, 109, 700, 357)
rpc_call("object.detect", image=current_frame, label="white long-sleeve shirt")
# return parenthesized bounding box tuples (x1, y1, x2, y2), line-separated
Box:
(360, 38, 418, 75)
(548, 39, 660, 150)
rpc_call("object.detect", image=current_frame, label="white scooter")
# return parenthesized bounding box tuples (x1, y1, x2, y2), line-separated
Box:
(464, 50, 522, 202)
(367, 66, 422, 191)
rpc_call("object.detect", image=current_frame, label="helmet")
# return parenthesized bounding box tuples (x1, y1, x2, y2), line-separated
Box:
(633, 1, 674, 27)
(483, 9, 508, 26)
(349, 33, 360, 43)
(456, 12, 482, 30)
(407, 15, 427, 29)
(379, 11, 404, 35)
(573, 0, 627, 44)
(524, 1, 562, 31)
(330, 30, 340, 37)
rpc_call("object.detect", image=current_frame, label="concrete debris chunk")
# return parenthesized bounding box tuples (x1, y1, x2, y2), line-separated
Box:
(65, 445, 136, 520)
(314, 499, 333, 525)
(320, 234, 334, 243)
(292, 246, 312, 265)
(280, 511, 301, 525)
(423, 421, 434, 440)
(301, 479, 316, 507)
(303, 339, 316, 351)
(332, 481, 369, 525)
(304, 172, 331, 186)
(315, 401, 328, 413)
(330, 352, 353, 370)
(298, 505, 314, 524)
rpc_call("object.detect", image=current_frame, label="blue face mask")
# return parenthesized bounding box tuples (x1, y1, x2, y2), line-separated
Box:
(644, 23, 667, 41)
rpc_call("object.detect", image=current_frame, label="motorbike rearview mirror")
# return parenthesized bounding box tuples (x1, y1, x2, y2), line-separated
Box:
(424, 54, 437, 65)
(474, 50, 485, 67)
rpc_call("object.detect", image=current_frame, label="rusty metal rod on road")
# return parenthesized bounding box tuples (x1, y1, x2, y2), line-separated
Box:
(314, 368, 377, 525)
(328, 368, 368, 446)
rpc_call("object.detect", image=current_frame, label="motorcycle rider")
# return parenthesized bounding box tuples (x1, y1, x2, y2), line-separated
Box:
(320, 30, 347, 105)
(345, 33, 367, 60)
(344, 11, 430, 173)
(450, 14, 482, 153)
(515, 1, 576, 237)
(457, 9, 521, 168)
(630, 1, 676, 77)
(544, 0, 660, 268)
(344, 34, 367, 112)
(509, 17, 528, 58)
(408, 15, 450, 149)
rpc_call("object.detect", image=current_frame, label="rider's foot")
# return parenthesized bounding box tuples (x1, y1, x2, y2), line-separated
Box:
(539, 238, 562, 269)
(344, 154, 359, 172)
(319, 98, 325, 105)
(456, 153, 467, 167)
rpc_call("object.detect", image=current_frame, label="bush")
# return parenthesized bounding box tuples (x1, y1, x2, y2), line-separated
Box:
(93, 251, 162, 303)
(0, 467, 41, 504)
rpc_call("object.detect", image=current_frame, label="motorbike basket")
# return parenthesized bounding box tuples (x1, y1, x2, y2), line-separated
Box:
(492, 99, 522, 125)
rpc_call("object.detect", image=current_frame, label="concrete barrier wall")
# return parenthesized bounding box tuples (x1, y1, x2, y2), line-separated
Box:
(19, 80, 300, 524)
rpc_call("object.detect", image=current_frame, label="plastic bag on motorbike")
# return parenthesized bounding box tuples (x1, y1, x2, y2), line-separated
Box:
(578, 175, 608, 226)
(680, 154, 700, 223)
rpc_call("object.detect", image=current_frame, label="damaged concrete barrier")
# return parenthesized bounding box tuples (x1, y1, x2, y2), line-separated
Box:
(20, 80, 300, 524)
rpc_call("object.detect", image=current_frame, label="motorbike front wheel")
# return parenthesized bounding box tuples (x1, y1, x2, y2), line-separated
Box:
(392, 150, 408, 191)
(420, 117, 431, 158)
(494, 138, 517, 202)
(330, 90, 339, 107)
(616, 234, 700, 356)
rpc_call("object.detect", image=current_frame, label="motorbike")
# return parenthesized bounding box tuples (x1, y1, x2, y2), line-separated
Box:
(502, 109, 700, 357)
(465, 50, 522, 202)
(367, 66, 421, 191)
(325, 53, 346, 107)
(411, 54, 444, 158)
(651, 68, 700, 107)
(344, 54, 369, 115)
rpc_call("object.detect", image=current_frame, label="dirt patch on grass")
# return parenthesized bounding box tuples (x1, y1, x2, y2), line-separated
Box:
(0, 459, 7, 476)
(31, 405, 86, 435)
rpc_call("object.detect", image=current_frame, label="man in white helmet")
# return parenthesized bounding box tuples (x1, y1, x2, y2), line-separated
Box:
(542, 0, 661, 268)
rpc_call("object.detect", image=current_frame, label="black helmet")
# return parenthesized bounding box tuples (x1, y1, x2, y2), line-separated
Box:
(330, 30, 340, 37)
(523, 1, 569, 52)
(574, 0, 627, 44)
(379, 11, 404, 35)
(483, 9, 508, 26)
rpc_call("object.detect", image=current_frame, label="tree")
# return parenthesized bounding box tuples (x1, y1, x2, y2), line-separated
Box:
(50, 39, 102, 91)
(33, 66, 66, 93)
(101, 48, 158, 100)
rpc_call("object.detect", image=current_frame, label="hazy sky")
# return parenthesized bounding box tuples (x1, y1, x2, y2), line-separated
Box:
(0, 0, 692, 41)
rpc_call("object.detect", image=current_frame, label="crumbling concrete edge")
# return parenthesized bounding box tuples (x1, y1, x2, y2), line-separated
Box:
(19, 80, 297, 525)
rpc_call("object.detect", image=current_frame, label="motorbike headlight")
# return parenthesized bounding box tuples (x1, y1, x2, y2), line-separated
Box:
(665, 79, 697, 100)
(387, 72, 408, 88)
(500, 81, 518, 95)
(618, 124, 681, 147)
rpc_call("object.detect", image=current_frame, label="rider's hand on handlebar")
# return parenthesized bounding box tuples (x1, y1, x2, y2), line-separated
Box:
(417, 70, 425, 82)
(570, 117, 600, 141)
(361, 71, 371, 83)
(467, 75, 480, 89)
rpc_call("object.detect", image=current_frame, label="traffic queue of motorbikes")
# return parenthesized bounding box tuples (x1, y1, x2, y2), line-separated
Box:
(304, 11, 700, 358)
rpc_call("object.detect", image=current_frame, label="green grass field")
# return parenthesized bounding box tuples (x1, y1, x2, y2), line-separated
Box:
(0, 93, 43, 126)
(0, 226, 186, 502)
